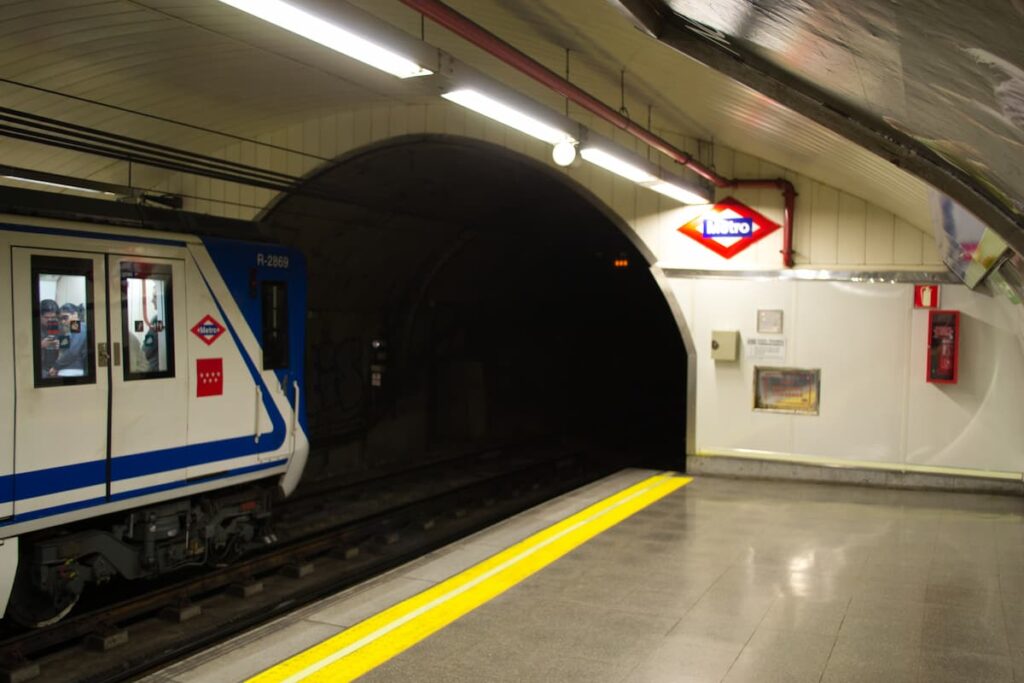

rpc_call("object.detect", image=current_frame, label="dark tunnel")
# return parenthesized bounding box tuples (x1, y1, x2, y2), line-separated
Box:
(262, 136, 688, 482)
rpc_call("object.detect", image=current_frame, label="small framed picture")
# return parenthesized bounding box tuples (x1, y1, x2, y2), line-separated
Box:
(754, 367, 820, 415)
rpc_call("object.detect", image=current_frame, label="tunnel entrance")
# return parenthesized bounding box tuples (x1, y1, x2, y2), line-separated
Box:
(264, 136, 687, 481)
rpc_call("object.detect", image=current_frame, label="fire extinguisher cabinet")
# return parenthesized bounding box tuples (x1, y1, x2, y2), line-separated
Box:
(927, 310, 960, 384)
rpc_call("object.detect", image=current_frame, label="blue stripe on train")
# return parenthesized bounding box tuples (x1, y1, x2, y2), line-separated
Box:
(0, 460, 286, 526)
(2, 432, 287, 504)
(3, 430, 286, 503)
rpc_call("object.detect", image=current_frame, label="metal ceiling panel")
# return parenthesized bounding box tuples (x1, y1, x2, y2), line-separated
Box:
(661, 0, 1024, 217)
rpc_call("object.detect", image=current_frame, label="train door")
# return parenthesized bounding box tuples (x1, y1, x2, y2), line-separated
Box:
(107, 257, 188, 491)
(11, 248, 109, 516)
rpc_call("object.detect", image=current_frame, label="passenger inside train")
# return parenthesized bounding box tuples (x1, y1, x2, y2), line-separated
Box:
(122, 267, 172, 376)
(37, 282, 88, 380)
(54, 303, 87, 375)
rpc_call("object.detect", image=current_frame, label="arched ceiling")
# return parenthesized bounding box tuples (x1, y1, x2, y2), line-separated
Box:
(607, 0, 1024, 250)
(1, 0, 1009, 239)
(658, 0, 1024, 215)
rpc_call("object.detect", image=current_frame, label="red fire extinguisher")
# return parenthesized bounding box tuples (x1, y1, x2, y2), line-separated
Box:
(927, 310, 959, 384)
(938, 336, 954, 375)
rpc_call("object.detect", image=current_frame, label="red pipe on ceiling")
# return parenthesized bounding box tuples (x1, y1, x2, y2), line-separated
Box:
(401, 0, 797, 267)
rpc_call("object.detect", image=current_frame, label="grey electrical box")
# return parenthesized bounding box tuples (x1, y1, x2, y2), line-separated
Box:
(711, 330, 740, 361)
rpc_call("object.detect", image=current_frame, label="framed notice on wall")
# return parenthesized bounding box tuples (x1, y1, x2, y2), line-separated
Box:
(753, 367, 820, 415)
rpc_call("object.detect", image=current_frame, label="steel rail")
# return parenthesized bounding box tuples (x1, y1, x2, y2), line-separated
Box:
(0, 449, 615, 671)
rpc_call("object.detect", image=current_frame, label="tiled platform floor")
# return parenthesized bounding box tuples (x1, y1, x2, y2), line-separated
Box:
(152, 473, 1024, 682)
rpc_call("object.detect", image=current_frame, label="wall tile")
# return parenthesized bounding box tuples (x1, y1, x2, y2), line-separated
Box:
(809, 184, 839, 265)
(894, 217, 924, 264)
(865, 203, 895, 264)
(836, 192, 867, 265)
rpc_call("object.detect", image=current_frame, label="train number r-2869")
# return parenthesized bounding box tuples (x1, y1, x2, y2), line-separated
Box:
(257, 253, 290, 269)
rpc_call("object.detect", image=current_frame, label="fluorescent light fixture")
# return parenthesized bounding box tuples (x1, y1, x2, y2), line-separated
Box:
(442, 89, 576, 145)
(2, 175, 116, 196)
(648, 180, 709, 205)
(218, 0, 432, 79)
(580, 147, 656, 184)
(581, 146, 708, 204)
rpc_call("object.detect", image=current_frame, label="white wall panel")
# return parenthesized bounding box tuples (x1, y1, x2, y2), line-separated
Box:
(673, 275, 1024, 476)
(790, 282, 908, 462)
(682, 279, 796, 455)
(904, 289, 1024, 472)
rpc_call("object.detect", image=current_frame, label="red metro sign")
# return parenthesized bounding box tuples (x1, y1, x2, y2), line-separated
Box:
(677, 197, 781, 259)
(190, 315, 226, 346)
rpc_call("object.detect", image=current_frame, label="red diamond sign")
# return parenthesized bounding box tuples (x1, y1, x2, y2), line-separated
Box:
(190, 314, 226, 346)
(678, 196, 781, 259)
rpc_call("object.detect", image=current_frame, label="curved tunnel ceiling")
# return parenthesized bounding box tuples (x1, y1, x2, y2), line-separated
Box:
(664, 0, 1024, 208)
(611, 0, 1024, 249)
(265, 135, 644, 311)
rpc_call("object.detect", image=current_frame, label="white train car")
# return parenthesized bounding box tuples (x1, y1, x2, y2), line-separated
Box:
(0, 213, 308, 625)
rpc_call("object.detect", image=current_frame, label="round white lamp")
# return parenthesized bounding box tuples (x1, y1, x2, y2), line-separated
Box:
(551, 140, 578, 167)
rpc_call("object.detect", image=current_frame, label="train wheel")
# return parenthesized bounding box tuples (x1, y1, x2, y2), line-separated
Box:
(6, 566, 80, 628)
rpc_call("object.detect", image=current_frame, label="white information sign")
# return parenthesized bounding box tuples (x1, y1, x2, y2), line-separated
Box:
(745, 337, 787, 361)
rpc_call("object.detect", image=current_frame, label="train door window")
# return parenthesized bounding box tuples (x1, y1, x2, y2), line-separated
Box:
(120, 262, 175, 380)
(261, 281, 288, 370)
(31, 255, 96, 387)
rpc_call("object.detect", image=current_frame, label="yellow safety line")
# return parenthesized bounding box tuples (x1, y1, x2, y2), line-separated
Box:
(247, 472, 692, 683)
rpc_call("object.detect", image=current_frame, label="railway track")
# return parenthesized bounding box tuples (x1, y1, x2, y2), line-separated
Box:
(0, 449, 623, 683)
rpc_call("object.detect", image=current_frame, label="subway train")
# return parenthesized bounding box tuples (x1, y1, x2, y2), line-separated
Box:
(0, 213, 308, 626)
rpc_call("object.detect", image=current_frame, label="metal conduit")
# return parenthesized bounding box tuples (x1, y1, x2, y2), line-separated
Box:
(401, 0, 796, 267)
(0, 107, 299, 188)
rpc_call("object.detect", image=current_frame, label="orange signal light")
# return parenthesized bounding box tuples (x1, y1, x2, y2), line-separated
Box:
(613, 258, 629, 268)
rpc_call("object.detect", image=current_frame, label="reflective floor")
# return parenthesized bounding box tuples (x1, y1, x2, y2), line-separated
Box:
(365, 476, 1024, 682)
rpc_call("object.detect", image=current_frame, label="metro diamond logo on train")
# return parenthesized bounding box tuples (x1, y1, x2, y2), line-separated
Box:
(677, 197, 781, 259)
(190, 315, 226, 346)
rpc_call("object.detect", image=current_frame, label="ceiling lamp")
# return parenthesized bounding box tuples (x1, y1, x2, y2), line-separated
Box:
(218, 0, 433, 78)
(646, 180, 710, 205)
(580, 147, 655, 183)
(442, 89, 577, 146)
(1, 175, 116, 197)
(551, 140, 578, 167)
(580, 147, 710, 205)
